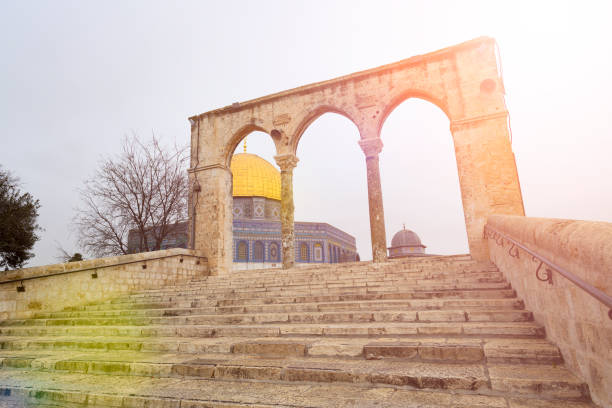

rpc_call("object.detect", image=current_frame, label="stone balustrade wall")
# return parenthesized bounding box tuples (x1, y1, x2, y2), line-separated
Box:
(0, 248, 208, 320)
(487, 215, 612, 407)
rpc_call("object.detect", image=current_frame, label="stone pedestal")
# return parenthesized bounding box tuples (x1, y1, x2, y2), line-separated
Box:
(274, 154, 299, 269)
(358, 138, 388, 263)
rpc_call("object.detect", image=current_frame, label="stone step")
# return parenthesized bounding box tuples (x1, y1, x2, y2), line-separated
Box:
(0, 369, 594, 408)
(127, 271, 505, 295)
(65, 288, 519, 312)
(184, 258, 479, 280)
(4, 309, 533, 328)
(100, 283, 514, 307)
(127, 264, 497, 282)
(120, 277, 510, 295)
(126, 279, 507, 300)
(34, 298, 526, 319)
(0, 321, 547, 342)
(0, 337, 563, 364)
(0, 256, 596, 407)
(191, 258, 482, 280)
(0, 352, 589, 400)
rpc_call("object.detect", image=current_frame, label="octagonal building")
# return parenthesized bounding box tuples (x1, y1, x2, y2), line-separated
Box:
(230, 152, 358, 270)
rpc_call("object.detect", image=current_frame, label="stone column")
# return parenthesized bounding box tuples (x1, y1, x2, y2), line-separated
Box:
(274, 154, 299, 269)
(450, 111, 525, 261)
(189, 164, 233, 275)
(358, 138, 388, 263)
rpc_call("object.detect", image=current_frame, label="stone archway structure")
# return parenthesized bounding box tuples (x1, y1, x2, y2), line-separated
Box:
(188, 37, 524, 275)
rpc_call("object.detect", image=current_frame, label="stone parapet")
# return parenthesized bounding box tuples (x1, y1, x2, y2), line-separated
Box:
(0, 249, 207, 320)
(486, 215, 612, 407)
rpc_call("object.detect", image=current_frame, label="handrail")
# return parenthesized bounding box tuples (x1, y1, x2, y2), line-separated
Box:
(0, 253, 207, 286)
(484, 224, 612, 320)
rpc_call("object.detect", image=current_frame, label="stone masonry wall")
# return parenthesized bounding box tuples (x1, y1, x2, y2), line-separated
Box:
(487, 215, 612, 407)
(0, 248, 207, 320)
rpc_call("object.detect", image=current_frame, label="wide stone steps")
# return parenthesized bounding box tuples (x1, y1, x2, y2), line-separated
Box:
(31, 298, 526, 319)
(65, 287, 519, 313)
(120, 272, 506, 296)
(132, 264, 496, 286)
(133, 267, 502, 287)
(0, 321, 546, 340)
(0, 257, 597, 407)
(0, 336, 563, 363)
(0, 370, 594, 408)
(3, 309, 533, 329)
(0, 351, 588, 400)
(108, 280, 513, 301)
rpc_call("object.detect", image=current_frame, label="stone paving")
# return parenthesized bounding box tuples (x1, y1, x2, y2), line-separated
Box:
(0, 256, 599, 407)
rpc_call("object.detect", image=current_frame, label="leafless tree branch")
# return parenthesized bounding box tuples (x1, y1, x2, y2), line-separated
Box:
(73, 134, 188, 258)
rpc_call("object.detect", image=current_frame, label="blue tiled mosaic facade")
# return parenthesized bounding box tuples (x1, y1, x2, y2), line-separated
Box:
(128, 153, 358, 268)
(232, 218, 357, 264)
(128, 215, 358, 267)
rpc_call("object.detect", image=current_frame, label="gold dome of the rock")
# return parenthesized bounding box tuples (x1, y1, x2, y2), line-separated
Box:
(230, 153, 281, 201)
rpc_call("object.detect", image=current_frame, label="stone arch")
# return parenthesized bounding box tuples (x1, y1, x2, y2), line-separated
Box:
(223, 123, 272, 168)
(290, 106, 359, 155)
(189, 37, 525, 274)
(376, 90, 451, 137)
(377, 96, 465, 256)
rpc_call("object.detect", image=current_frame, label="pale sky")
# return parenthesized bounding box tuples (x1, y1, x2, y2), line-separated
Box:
(1, 0, 611, 266)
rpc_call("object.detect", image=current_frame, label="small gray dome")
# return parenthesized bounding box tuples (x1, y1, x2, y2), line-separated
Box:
(391, 227, 423, 248)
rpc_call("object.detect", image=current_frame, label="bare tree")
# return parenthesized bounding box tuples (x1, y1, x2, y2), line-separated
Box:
(74, 135, 188, 257)
(54, 241, 83, 263)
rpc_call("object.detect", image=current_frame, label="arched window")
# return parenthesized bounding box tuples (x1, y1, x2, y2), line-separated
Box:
(269, 242, 279, 262)
(237, 241, 248, 261)
(300, 243, 309, 261)
(254, 241, 264, 261)
(313, 243, 323, 262)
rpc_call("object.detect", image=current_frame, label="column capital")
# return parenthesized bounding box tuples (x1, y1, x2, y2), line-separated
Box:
(358, 138, 383, 158)
(274, 154, 299, 171)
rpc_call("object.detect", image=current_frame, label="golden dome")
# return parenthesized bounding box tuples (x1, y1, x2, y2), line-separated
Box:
(230, 153, 281, 200)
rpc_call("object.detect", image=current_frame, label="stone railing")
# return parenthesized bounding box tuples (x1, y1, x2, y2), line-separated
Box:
(486, 215, 612, 407)
(0, 248, 207, 320)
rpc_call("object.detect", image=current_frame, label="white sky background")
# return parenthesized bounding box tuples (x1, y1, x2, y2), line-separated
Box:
(1, 0, 611, 266)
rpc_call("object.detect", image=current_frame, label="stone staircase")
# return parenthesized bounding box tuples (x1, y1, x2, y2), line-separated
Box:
(0, 255, 598, 407)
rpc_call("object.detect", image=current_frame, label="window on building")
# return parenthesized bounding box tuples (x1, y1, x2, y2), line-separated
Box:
(237, 241, 248, 261)
(300, 243, 309, 261)
(269, 242, 279, 261)
(254, 241, 264, 261)
(314, 243, 323, 262)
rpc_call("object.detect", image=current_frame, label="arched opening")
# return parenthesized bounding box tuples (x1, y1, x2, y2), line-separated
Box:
(294, 112, 369, 262)
(236, 241, 248, 262)
(299, 242, 309, 262)
(253, 241, 264, 262)
(229, 130, 279, 270)
(379, 98, 469, 257)
(268, 242, 280, 262)
(313, 242, 323, 263)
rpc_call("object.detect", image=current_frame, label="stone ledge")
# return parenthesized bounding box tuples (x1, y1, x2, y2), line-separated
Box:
(487, 215, 612, 407)
(0, 248, 206, 284)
